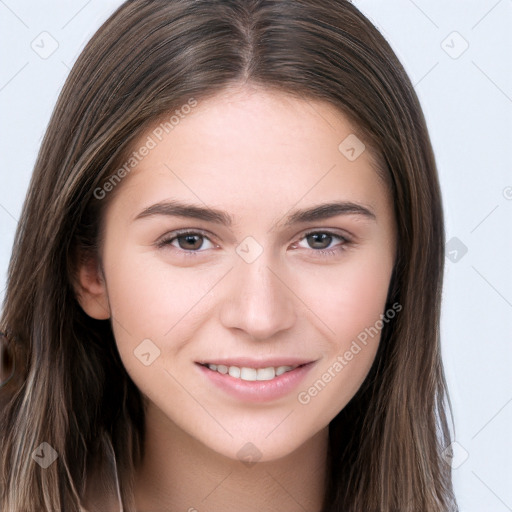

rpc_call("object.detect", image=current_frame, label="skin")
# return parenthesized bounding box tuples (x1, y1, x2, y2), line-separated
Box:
(77, 84, 396, 511)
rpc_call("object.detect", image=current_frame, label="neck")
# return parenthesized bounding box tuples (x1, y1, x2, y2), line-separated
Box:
(133, 403, 329, 512)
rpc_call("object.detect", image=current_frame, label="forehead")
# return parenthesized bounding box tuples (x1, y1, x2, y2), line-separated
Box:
(106, 86, 390, 225)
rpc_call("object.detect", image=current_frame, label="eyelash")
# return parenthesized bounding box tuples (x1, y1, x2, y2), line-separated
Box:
(156, 228, 351, 258)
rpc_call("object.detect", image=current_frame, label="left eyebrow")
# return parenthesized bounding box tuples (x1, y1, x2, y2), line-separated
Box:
(133, 199, 376, 226)
(281, 201, 376, 227)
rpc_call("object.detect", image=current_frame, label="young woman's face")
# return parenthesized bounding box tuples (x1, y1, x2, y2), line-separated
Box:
(85, 86, 396, 462)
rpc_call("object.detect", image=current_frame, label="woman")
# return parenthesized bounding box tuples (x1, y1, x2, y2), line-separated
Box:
(0, 0, 457, 510)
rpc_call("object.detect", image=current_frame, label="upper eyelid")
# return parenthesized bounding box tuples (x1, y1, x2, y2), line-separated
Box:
(158, 227, 215, 241)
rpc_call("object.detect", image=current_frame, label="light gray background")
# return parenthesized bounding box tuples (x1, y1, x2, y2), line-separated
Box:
(0, 1, 511, 510)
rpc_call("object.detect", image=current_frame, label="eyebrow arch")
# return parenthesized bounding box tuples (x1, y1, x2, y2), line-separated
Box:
(281, 201, 376, 227)
(133, 199, 376, 226)
(134, 200, 233, 225)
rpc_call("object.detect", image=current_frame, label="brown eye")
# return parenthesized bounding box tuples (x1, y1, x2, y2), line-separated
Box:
(157, 231, 215, 253)
(305, 233, 334, 250)
(175, 234, 204, 250)
(294, 230, 350, 257)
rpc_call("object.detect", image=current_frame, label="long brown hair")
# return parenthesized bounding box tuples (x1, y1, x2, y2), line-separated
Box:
(0, 0, 457, 510)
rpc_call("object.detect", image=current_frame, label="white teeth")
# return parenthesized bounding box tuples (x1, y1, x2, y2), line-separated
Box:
(206, 363, 296, 381)
(276, 365, 293, 376)
(240, 367, 257, 381)
(217, 364, 228, 374)
(228, 366, 241, 378)
(257, 367, 275, 380)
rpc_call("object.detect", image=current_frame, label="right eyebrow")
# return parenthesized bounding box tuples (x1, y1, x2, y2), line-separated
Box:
(133, 200, 234, 226)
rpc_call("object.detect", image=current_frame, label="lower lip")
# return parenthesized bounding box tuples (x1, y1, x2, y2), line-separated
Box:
(196, 362, 315, 403)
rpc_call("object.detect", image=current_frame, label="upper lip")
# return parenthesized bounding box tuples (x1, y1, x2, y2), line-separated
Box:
(196, 357, 316, 369)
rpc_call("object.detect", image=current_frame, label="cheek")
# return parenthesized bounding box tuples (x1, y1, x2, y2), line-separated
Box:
(103, 248, 219, 337)
(299, 248, 393, 344)
(101, 252, 217, 406)
(292, 251, 393, 416)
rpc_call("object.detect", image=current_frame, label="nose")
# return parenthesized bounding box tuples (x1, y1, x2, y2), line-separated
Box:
(219, 253, 296, 341)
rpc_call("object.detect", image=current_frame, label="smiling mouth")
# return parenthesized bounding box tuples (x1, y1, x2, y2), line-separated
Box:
(198, 362, 308, 382)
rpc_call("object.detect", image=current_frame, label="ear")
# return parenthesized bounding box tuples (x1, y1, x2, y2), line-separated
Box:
(74, 257, 111, 320)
